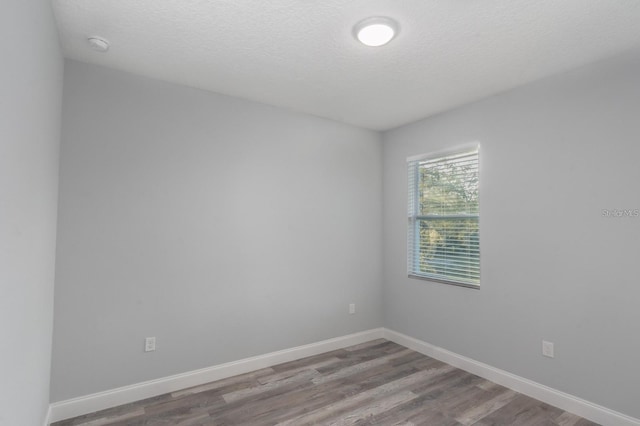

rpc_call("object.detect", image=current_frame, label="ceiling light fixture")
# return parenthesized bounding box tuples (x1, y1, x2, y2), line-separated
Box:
(354, 17, 398, 47)
(87, 36, 110, 53)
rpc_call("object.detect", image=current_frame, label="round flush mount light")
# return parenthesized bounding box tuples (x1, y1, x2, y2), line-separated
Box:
(354, 17, 399, 47)
(87, 36, 110, 53)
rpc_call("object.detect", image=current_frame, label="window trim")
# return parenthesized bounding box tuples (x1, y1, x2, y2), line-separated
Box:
(407, 144, 480, 289)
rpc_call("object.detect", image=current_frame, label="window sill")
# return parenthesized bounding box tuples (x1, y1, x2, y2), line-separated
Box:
(408, 274, 480, 290)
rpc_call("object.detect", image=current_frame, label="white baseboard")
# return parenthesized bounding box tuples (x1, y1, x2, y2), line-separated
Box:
(48, 327, 640, 426)
(383, 328, 640, 426)
(43, 405, 51, 426)
(48, 328, 384, 424)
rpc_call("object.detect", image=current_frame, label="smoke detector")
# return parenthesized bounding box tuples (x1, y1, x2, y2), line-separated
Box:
(87, 37, 110, 53)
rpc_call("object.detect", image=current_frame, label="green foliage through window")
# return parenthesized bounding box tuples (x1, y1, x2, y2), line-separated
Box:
(408, 147, 480, 287)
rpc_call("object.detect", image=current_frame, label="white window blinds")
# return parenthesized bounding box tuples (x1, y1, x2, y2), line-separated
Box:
(407, 147, 480, 287)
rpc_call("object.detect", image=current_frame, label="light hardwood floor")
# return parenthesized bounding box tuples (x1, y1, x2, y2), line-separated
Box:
(52, 340, 599, 426)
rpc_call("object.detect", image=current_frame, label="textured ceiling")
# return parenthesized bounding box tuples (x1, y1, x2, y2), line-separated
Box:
(52, 0, 640, 131)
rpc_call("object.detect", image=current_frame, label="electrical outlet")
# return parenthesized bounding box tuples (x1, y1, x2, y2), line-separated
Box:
(542, 340, 554, 358)
(145, 337, 156, 352)
(349, 303, 356, 314)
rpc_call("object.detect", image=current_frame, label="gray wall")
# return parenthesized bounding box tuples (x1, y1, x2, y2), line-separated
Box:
(0, 1, 63, 425)
(51, 61, 383, 401)
(382, 48, 640, 418)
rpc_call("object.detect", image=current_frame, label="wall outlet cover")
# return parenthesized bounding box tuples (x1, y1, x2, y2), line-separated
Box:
(145, 337, 156, 352)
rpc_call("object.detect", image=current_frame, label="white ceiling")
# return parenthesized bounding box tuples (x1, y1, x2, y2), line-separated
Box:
(52, 0, 640, 131)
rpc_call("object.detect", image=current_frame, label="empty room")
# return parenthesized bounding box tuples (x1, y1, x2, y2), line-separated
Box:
(3, 0, 640, 425)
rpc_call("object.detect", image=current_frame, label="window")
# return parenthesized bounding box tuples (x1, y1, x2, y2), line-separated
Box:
(407, 146, 480, 288)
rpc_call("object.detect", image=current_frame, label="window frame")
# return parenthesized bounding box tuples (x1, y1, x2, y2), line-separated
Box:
(407, 145, 480, 289)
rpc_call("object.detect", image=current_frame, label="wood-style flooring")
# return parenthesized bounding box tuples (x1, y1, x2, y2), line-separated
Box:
(52, 339, 599, 426)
